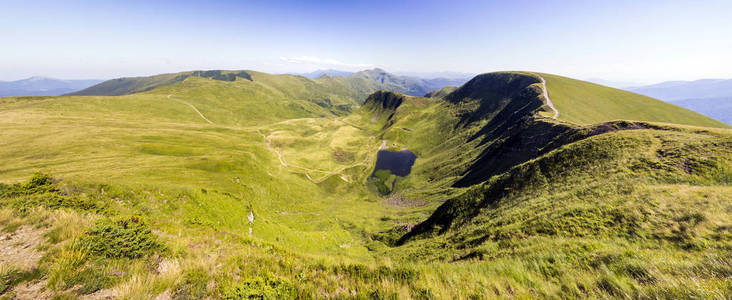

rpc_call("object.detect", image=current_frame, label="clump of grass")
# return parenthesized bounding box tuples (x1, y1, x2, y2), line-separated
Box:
(78, 215, 165, 259)
(331, 263, 418, 285)
(333, 148, 356, 163)
(46, 242, 91, 289)
(409, 286, 434, 300)
(172, 267, 210, 299)
(0, 266, 42, 295)
(47, 253, 116, 295)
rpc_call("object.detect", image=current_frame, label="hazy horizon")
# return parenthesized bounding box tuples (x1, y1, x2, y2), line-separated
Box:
(3, 68, 730, 88)
(2, 0, 731, 83)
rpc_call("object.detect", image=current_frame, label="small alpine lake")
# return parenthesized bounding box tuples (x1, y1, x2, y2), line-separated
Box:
(372, 149, 417, 177)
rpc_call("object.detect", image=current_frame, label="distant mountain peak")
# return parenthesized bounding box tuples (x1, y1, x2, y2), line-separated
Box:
(627, 78, 732, 101)
(27, 76, 54, 81)
(353, 68, 386, 75)
(297, 69, 353, 79)
(0, 76, 103, 97)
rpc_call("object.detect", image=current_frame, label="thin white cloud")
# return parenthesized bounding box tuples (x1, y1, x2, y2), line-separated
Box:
(279, 56, 373, 70)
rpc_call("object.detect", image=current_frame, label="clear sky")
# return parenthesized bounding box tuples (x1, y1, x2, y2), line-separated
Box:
(2, 0, 731, 83)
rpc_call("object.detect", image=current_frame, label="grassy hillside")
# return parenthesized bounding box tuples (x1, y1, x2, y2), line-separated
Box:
(0, 92, 403, 297)
(1, 71, 730, 299)
(67, 72, 189, 96)
(541, 73, 729, 128)
(393, 125, 731, 298)
(424, 86, 458, 98)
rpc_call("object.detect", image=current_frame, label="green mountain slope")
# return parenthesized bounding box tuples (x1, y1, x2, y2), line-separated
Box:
(1, 70, 730, 299)
(145, 71, 365, 124)
(392, 125, 731, 298)
(70, 68, 468, 102)
(61, 70, 222, 96)
(541, 73, 729, 128)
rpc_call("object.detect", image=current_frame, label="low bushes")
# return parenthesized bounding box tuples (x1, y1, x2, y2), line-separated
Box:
(78, 215, 165, 259)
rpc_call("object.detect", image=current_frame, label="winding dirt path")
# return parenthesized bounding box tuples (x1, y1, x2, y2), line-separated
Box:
(167, 94, 214, 124)
(0, 225, 46, 271)
(256, 130, 289, 168)
(537, 76, 559, 119)
(256, 129, 377, 184)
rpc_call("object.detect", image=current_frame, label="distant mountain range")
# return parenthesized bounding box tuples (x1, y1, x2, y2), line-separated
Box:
(392, 71, 476, 79)
(344, 68, 470, 97)
(291, 68, 471, 97)
(295, 69, 474, 81)
(585, 78, 644, 89)
(627, 79, 732, 101)
(72, 68, 471, 99)
(0, 76, 103, 97)
(625, 79, 732, 124)
(10, 72, 730, 125)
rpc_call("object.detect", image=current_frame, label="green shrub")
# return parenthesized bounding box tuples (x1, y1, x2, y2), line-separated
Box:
(78, 216, 165, 258)
(10, 193, 99, 214)
(1, 172, 103, 214)
(222, 274, 297, 299)
(0, 172, 57, 198)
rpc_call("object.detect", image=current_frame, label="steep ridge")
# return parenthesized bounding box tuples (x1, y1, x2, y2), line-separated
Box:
(396, 124, 731, 248)
(360, 72, 574, 193)
(541, 73, 729, 128)
(538, 75, 559, 119)
(361, 90, 408, 127)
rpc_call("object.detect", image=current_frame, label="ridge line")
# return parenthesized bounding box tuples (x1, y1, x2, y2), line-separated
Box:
(538, 75, 559, 119)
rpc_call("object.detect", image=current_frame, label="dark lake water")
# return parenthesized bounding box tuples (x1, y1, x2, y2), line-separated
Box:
(372, 149, 417, 176)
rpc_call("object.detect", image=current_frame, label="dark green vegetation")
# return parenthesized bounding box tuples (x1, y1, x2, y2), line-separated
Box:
(1, 69, 730, 298)
(80, 216, 166, 259)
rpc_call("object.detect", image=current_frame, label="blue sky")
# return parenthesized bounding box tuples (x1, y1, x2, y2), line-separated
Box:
(1, 0, 731, 83)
